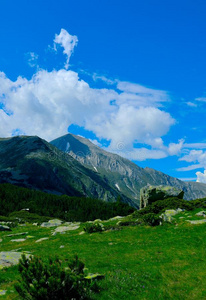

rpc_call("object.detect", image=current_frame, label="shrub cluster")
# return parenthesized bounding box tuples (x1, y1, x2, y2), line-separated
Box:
(84, 222, 104, 233)
(141, 213, 161, 226)
(15, 254, 99, 300)
(133, 197, 195, 219)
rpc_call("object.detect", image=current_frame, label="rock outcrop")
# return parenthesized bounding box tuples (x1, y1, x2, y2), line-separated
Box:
(140, 185, 184, 209)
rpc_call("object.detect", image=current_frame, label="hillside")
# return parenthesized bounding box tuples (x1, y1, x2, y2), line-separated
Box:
(0, 199, 206, 299)
(0, 136, 134, 206)
(51, 133, 206, 203)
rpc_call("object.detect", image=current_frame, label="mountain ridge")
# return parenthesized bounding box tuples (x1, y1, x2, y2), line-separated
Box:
(51, 133, 206, 203)
(0, 135, 134, 206)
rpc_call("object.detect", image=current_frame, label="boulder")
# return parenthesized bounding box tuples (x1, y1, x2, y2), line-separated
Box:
(0, 290, 7, 296)
(52, 224, 80, 235)
(160, 208, 184, 223)
(187, 219, 206, 225)
(40, 219, 63, 227)
(140, 185, 184, 209)
(0, 225, 11, 231)
(35, 237, 49, 243)
(0, 251, 30, 269)
(196, 211, 206, 217)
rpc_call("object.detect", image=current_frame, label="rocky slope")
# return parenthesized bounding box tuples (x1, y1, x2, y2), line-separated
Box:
(0, 136, 134, 206)
(51, 133, 206, 204)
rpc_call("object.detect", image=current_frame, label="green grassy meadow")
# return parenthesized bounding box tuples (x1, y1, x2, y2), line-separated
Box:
(0, 208, 206, 299)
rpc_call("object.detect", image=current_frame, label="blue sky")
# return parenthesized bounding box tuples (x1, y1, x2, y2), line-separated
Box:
(1, 0, 206, 182)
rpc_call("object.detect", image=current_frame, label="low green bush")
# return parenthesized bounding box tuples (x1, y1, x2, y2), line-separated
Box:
(141, 213, 161, 226)
(118, 220, 140, 227)
(84, 222, 104, 233)
(15, 254, 99, 300)
(134, 197, 193, 218)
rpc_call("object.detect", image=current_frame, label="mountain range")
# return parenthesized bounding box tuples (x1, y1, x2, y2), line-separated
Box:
(0, 134, 206, 208)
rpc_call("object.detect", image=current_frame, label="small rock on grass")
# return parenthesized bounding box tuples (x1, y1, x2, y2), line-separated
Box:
(6, 232, 28, 237)
(0, 290, 7, 296)
(35, 237, 49, 243)
(196, 211, 206, 217)
(187, 219, 206, 225)
(0, 225, 11, 231)
(79, 231, 85, 235)
(11, 239, 26, 242)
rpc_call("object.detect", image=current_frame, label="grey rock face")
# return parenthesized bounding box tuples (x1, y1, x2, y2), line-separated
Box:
(140, 185, 184, 209)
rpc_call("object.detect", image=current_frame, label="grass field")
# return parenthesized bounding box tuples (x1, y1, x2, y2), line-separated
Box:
(0, 208, 206, 299)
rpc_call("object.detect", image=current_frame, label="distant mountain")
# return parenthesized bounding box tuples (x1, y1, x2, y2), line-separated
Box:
(0, 136, 134, 206)
(51, 133, 206, 205)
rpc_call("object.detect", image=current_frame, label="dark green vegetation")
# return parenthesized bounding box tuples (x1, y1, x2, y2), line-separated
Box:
(0, 196, 206, 299)
(83, 222, 104, 233)
(0, 183, 134, 222)
(51, 133, 206, 202)
(134, 196, 206, 217)
(15, 254, 99, 300)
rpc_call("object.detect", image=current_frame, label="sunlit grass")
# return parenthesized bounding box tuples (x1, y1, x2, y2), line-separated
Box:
(0, 208, 206, 299)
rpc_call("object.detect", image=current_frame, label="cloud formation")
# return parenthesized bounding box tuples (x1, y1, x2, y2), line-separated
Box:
(177, 148, 206, 182)
(26, 52, 39, 68)
(54, 29, 78, 69)
(0, 28, 178, 161)
(196, 170, 206, 183)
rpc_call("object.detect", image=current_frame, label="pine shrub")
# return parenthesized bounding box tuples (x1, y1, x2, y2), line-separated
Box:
(141, 213, 161, 226)
(15, 254, 98, 299)
(83, 222, 104, 233)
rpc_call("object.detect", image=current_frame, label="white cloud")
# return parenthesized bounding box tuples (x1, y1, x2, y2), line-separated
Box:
(186, 101, 197, 107)
(26, 52, 39, 68)
(177, 177, 197, 181)
(184, 143, 206, 149)
(177, 164, 203, 172)
(111, 147, 167, 161)
(54, 29, 78, 69)
(0, 28, 179, 162)
(92, 73, 116, 85)
(177, 148, 206, 182)
(195, 97, 206, 102)
(117, 81, 169, 107)
(179, 150, 206, 165)
(168, 139, 184, 156)
(196, 170, 206, 183)
(90, 105, 175, 151)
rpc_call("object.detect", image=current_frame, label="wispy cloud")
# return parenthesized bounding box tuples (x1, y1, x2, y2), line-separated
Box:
(177, 164, 203, 172)
(195, 97, 206, 102)
(186, 101, 197, 107)
(53, 29, 78, 69)
(26, 52, 39, 68)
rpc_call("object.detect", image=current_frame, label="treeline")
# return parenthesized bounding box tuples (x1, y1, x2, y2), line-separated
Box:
(0, 183, 135, 222)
